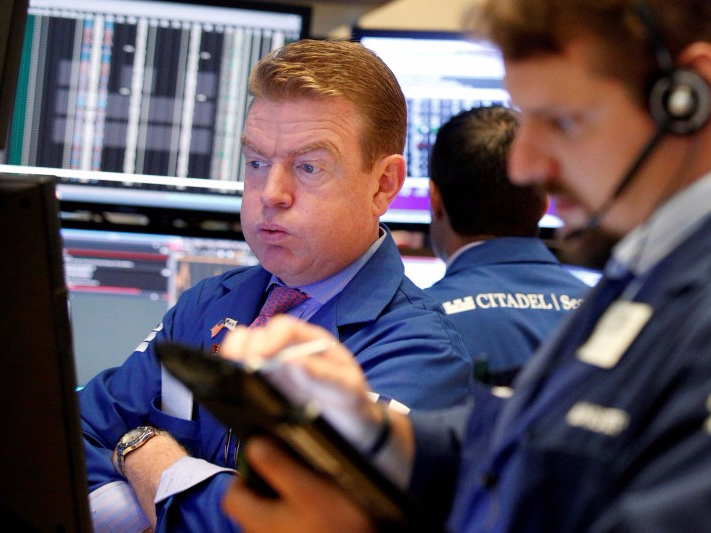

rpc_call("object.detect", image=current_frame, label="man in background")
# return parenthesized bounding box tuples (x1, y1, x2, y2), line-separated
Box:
(426, 105, 589, 387)
(79, 39, 474, 532)
(220, 0, 711, 531)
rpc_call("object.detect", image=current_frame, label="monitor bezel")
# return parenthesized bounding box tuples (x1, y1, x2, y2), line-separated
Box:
(2, 0, 311, 238)
(0, 174, 92, 532)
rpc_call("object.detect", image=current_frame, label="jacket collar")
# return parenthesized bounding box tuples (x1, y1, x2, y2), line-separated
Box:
(446, 237, 559, 276)
(211, 227, 405, 333)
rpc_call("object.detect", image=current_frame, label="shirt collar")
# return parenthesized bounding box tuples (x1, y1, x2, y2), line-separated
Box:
(610, 169, 711, 276)
(445, 240, 485, 270)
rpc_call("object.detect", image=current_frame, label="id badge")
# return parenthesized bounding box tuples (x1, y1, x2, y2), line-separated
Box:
(577, 300, 653, 368)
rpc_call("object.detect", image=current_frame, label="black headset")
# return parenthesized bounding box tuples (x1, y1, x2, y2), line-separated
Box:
(564, 1, 711, 240)
(635, 0, 711, 134)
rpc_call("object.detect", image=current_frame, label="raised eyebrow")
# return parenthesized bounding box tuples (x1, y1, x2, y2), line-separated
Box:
(240, 137, 264, 157)
(290, 142, 336, 159)
(240, 138, 335, 159)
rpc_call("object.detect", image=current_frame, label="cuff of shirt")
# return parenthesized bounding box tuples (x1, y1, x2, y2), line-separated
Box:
(155, 456, 236, 503)
(90, 480, 151, 532)
(368, 398, 413, 489)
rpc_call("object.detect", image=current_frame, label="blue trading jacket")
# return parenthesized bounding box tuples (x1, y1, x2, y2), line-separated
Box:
(79, 228, 474, 532)
(425, 237, 590, 386)
(412, 215, 711, 532)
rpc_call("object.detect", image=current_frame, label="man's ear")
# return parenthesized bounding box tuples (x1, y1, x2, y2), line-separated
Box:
(541, 193, 551, 221)
(429, 179, 445, 221)
(662, 42, 711, 134)
(677, 42, 711, 86)
(372, 154, 406, 216)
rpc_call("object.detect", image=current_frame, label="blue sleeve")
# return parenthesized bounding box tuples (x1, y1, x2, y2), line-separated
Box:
(405, 405, 470, 529)
(80, 276, 243, 531)
(408, 385, 504, 528)
(339, 292, 475, 410)
(80, 318, 168, 492)
(155, 472, 241, 533)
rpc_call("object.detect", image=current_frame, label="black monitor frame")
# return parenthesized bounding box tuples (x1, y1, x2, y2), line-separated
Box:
(0, 0, 28, 150)
(0, 174, 92, 532)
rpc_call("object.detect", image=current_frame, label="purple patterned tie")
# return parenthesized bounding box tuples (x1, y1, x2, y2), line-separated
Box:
(249, 285, 309, 328)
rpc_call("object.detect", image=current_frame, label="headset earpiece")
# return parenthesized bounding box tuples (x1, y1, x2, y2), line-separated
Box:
(648, 68, 711, 134)
(635, 0, 711, 135)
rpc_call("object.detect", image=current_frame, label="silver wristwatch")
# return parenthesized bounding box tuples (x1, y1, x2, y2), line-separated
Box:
(115, 426, 162, 477)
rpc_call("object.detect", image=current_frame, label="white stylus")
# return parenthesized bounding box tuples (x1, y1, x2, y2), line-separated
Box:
(245, 338, 333, 372)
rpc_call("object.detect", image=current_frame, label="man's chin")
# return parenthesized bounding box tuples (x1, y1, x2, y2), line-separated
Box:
(554, 224, 620, 271)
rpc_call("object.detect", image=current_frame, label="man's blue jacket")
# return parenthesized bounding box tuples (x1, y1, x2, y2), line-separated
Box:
(425, 237, 589, 386)
(80, 229, 474, 531)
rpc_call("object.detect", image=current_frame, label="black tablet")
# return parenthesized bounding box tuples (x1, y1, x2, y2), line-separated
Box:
(155, 341, 434, 530)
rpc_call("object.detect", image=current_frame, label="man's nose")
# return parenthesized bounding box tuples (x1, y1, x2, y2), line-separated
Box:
(508, 120, 558, 187)
(260, 165, 294, 208)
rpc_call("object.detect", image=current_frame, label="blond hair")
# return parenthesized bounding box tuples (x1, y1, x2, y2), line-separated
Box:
(249, 39, 406, 170)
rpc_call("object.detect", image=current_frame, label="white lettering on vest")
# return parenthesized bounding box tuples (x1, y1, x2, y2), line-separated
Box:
(560, 294, 584, 310)
(566, 401, 629, 436)
(442, 293, 583, 313)
(442, 296, 476, 315)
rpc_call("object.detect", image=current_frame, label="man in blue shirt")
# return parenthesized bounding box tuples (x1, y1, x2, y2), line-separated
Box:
(426, 105, 589, 387)
(220, 1, 711, 531)
(80, 39, 474, 532)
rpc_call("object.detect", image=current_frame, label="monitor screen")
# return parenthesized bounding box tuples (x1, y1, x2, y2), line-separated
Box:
(0, 174, 92, 532)
(354, 28, 563, 232)
(1, 0, 310, 234)
(563, 264, 603, 287)
(62, 227, 259, 385)
(401, 253, 446, 290)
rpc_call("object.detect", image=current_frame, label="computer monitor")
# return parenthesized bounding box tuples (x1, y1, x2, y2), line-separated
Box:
(563, 264, 603, 287)
(1, 0, 310, 235)
(401, 253, 446, 289)
(354, 28, 563, 233)
(0, 0, 27, 149)
(0, 174, 92, 531)
(63, 227, 259, 385)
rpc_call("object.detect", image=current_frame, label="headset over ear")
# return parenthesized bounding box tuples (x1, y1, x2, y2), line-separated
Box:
(635, 0, 711, 134)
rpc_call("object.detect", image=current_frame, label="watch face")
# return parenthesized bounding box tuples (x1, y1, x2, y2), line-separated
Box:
(116, 426, 159, 477)
(121, 427, 148, 446)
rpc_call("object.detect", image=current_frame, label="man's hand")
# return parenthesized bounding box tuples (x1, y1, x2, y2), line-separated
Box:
(221, 315, 372, 399)
(221, 316, 386, 443)
(222, 436, 377, 533)
(219, 316, 416, 530)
